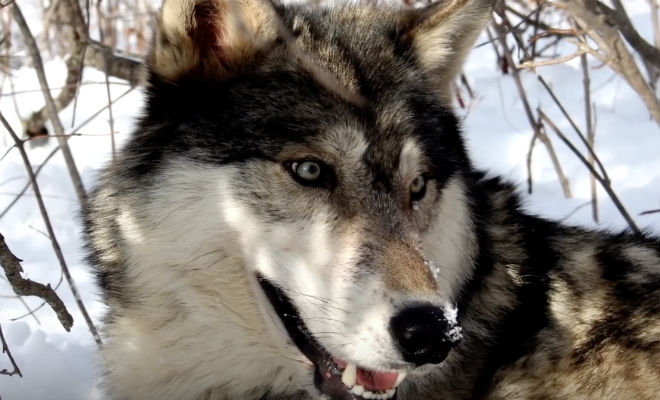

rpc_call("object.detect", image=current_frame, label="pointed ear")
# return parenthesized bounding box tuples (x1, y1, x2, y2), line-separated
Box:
(148, 0, 277, 81)
(408, 0, 494, 102)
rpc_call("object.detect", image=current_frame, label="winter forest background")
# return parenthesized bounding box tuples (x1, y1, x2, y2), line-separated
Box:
(0, 0, 658, 398)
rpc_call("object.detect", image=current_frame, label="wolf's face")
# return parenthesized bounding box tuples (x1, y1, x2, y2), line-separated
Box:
(92, 1, 493, 399)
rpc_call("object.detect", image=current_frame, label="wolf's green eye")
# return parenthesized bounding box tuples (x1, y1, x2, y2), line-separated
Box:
(293, 161, 321, 181)
(410, 175, 427, 202)
(285, 159, 335, 189)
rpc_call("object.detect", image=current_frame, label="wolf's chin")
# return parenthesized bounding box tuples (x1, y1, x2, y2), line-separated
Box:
(257, 275, 407, 400)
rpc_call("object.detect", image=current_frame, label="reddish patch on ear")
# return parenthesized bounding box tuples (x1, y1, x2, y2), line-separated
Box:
(150, 0, 275, 81)
(191, 1, 226, 64)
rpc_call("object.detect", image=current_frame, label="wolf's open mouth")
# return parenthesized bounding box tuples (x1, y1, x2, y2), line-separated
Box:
(257, 275, 407, 400)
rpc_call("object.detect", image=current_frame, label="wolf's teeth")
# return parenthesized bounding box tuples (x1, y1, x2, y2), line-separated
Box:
(394, 371, 407, 387)
(340, 363, 401, 399)
(341, 362, 357, 388)
(351, 384, 364, 396)
(351, 386, 397, 400)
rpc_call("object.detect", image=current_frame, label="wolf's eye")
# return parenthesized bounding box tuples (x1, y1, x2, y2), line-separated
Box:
(287, 160, 334, 188)
(410, 175, 427, 202)
(294, 161, 321, 180)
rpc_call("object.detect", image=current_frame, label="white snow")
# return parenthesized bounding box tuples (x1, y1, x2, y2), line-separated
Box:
(0, 61, 142, 399)
(0, 2, 658, 399)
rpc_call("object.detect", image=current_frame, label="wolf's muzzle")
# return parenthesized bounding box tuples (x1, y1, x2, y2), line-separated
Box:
(389, 304, 459, 366)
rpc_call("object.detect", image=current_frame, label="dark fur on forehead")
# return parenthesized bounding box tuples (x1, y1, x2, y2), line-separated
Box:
(124, 3, 472, 184)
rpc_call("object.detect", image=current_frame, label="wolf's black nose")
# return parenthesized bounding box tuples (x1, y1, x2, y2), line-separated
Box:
(389, 304, 456, 366)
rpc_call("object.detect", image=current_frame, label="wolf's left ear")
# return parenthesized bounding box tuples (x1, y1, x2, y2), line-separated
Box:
(148, 0, 277, 82)
(407, 0, 494, 102)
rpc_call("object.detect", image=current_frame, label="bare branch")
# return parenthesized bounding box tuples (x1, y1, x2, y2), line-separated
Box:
(14, 0, 141, 144)
(537, 75, 612, 184)
(23, 42, 86, 138)
(11, 3, 88, 208)
(596, 1, 660, 71)
(84, 42, 142, 86)
(538, 109, 641, 234)
(580, 52, 599, 223)
(0, 233, 73, 331)
(0, 87, 134, 221)
(527, 28, 576, 45)
(526, 128, 538, 194)
(517, 48, 586, 69)
(0, 111, 102, 346)
(492, 18, 572, 198)
(0, 146, 60, 221)
(640, 209, 660, 215)
(556, 0, 660, 126)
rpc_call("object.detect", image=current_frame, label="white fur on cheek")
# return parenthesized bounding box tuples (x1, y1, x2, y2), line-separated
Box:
(102, 163, 311, 400)
(217, 161, 408, 370)
(224, 192, 401, 369)
(422, 177, 477, 300)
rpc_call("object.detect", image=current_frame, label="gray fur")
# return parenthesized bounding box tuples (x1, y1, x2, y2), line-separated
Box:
(83, 0, 660, 399)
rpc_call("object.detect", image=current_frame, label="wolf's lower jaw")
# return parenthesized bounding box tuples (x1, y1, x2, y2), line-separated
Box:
(257, 275, 407, 400)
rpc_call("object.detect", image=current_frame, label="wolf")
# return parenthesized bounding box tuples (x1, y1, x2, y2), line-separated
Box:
(82, 0, 660, 399)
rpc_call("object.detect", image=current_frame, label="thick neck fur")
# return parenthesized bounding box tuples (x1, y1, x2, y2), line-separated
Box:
(406, 171, 660, 400)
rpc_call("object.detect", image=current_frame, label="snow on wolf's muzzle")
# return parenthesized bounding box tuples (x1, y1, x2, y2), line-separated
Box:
(390, 304, 461, 366)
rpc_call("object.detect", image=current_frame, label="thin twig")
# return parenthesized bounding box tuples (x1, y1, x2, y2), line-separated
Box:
(580, 51, 598, 223)
(526, 128, 538, 194)
(11, 3, 88, 208)
(538, 109, 641, 234)
(0, 322, 22, 377)
(517, 48, 585, 69)
(103, 47, 116, 159)
(503, 3, 552, 34)
(0, 81, 131, 97)
(0, 111, 101, 345)
(0, 146, 60, 220)
(562, 200, 592, 221)
(529, 0, 543, 59)
(16, 294, 41, 325)
(537, 75, 612, 184)
(640, 209, 660, 216)
(493, 19, 572, 198)
(528, 28, 576, 46)
(0, 87, 134, 221)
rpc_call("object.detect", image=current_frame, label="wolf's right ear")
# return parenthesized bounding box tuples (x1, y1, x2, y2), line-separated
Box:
(406, 0, 495, 103)
(148, 0, 277, 81)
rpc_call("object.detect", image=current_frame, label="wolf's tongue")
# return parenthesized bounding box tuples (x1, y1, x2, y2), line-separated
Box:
(356, 368, 399, 391)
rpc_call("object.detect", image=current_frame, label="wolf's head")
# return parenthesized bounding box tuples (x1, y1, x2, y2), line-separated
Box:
(88, 1, 493, 399)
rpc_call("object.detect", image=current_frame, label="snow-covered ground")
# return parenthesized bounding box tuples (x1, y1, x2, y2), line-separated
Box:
(0, 2, 658, 399)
